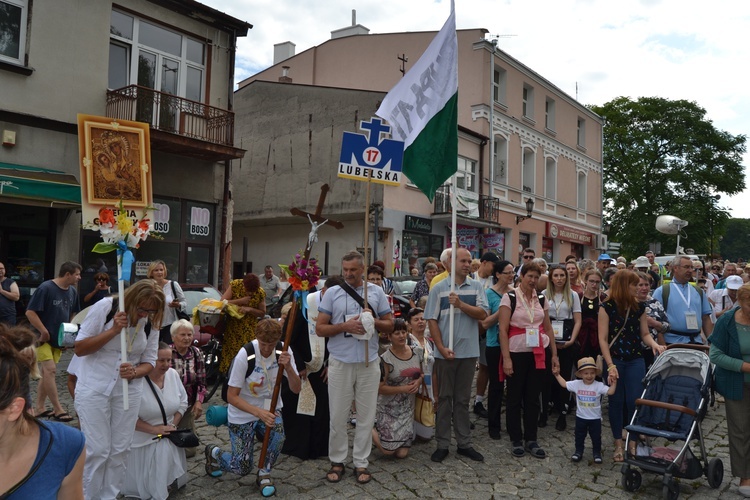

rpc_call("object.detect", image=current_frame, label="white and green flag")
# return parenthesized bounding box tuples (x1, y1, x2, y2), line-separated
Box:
(375, 1, 458, 202)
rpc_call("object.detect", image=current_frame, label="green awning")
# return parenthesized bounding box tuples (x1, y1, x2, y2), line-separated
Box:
(0, 162, 81, 206)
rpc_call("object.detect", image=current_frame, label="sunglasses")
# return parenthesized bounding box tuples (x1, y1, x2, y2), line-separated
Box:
(137, 307, 159, 315)
(523, 255, 534, 260)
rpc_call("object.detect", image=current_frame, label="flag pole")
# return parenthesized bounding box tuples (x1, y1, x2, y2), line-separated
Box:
(117, 261, 129, 410)
(448, 175, 457, 350)
(363, 176, 372, 366)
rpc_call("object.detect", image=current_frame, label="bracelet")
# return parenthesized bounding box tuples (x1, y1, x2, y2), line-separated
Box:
(607, 365, 617, 372)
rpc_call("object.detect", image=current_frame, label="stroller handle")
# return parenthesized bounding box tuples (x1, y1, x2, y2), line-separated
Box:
(635, 397, 697, 418)
(666, 343, 710, 354)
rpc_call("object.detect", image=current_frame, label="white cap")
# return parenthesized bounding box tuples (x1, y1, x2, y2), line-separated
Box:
(726, 275, 743, 290)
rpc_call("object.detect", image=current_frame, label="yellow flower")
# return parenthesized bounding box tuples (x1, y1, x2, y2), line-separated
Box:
(117, 211, 133, 234)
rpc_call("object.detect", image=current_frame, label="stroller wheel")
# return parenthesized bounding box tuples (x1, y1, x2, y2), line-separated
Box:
(707, 458, 723, 489)
(662, 480, 680, 500)
(621, 468, 642, 492)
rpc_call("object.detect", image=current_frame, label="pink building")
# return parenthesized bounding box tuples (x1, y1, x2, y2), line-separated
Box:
(231, 21, 603, 275)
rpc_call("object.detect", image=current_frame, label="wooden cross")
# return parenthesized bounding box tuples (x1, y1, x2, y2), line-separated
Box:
(259, 183, 341, 467)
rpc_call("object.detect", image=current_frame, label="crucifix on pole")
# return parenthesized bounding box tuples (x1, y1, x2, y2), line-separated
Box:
(258, 183, 342, 467)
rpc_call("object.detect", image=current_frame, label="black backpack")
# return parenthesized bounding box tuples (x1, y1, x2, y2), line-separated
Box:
(104, 297, 151, 336)
(505, 290, 546, 314)
(221, 340, 284, 403)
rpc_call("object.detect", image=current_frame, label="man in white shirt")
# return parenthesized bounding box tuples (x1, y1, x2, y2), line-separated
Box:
(709, 275, 742, 320)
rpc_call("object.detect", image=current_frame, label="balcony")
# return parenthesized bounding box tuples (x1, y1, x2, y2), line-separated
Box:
(106, 85, 245, 161)
(432, 185, 502, 228)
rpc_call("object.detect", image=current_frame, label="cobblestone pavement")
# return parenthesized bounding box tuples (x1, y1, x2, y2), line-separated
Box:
(36, 350, 747, 499)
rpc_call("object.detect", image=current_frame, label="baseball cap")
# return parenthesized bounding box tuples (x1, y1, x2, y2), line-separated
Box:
(598, 253, 612, 261)
(726, 275, 743, 290)
(480, 252, 499, 263)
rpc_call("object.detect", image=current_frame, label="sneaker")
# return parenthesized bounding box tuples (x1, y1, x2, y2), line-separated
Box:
(431, 448, 449, 462)
(204, 445, 223, 477)
(473, 401, 488, 418)
(593, 455, 603, 464)
(570, 452, 582, 462)
(555, 414, 567, 431)
(457, 446, 484, 461)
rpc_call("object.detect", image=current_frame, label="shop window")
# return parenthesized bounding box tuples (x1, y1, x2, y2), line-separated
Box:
(402, 232, 443, 276)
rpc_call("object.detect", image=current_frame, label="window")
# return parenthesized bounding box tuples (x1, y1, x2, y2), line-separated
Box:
(0, 0, 28, 65)
(456, 157, 477, 192)
(577, 171, 587, 209)
(522, 147, 535, 193)
(108, 10, 206, 102)
(577, 117, 586, 148)
(493, 66, 507, 104)
(545, 157, 556, 200)
(522, 84, 534, 119)
(545, 98, 555, 131)
(493, 135, 508, 184)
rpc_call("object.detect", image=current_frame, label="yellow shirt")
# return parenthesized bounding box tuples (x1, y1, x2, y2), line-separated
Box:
(429, 270, 449, 290)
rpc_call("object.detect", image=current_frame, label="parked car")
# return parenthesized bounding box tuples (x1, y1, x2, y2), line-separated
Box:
(389, 276, 419, 318)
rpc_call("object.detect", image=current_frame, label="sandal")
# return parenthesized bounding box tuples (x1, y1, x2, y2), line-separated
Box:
(52, 412, 74, 422)
(257, 474, 276, 497)
(36, 409, 53, 418)
(354, 467, 372, 484)
(511, 441, 525, 458)
(326, 463, 345, 483)
(613, 447, 624, 462)
(525, 441, 546, 459)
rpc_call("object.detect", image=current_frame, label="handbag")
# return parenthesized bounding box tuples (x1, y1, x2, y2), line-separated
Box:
(145, 376, 199, 448)
(413, 381, 434, 427)
(596, 307, 630, 374)
(171, 281, 191, 321)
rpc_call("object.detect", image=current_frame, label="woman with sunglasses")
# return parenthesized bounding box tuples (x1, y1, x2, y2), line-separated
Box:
(83, 272, 112, 306)
(73, 279, 165, 499)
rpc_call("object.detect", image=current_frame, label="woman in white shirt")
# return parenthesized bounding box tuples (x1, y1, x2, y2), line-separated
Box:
(147, 260, 187, 344)
(123, 342, 188, 499)
(204, 319, 301, 497)
(74, 279, 164, 500)
(542, 265, 581, 431)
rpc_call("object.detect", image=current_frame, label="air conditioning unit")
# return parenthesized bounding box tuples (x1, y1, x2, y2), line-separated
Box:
(597, 234, 608, 250)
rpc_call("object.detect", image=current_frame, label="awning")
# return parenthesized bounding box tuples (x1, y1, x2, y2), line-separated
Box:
(0, 162, 81, 207)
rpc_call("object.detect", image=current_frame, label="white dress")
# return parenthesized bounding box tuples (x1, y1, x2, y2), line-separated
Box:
(122, 368, 188, 500)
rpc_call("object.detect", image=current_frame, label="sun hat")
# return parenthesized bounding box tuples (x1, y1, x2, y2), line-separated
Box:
(726, 275, 743, 290)
(635, 256, 650, 269)
(575, 356, 602, 377)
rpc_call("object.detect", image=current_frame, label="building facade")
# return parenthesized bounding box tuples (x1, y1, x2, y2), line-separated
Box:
(232, 25, 603, 276)
(0, 0, 249, 308)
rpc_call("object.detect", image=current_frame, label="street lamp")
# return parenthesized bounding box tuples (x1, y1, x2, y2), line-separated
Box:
(516, 198, 534, 224)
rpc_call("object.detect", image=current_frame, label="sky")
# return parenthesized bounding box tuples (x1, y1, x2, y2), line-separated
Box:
(200, 0, 750, 218)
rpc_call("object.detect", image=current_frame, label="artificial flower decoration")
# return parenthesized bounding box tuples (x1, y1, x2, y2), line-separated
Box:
(279, 253, 321, 292)
(85, 200, 154, 281)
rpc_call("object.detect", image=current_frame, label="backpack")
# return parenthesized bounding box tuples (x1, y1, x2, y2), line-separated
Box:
(104, 298, 152, 337)
(660, 282, 703, 312)
(221, 339, 284, 403)
(505, 290, 546, 315)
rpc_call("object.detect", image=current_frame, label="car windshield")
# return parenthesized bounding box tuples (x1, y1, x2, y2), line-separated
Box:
(393, 280, 418, 296)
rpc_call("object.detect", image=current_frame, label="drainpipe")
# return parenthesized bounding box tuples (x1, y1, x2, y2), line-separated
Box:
(488, 38, 497, 195)
(219, 29, 238, 290)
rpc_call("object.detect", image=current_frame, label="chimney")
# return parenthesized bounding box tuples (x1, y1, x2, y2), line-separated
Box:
(331, 9, 370, 39)
(273, 41, 296, 65)
(279, 66, 292, 83)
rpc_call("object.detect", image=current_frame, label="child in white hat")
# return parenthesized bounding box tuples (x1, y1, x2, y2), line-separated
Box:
(553, 357, 616, 463)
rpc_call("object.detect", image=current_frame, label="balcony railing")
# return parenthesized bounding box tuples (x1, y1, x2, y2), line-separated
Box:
(106, 85, 235, 147)
(433, 185, 500, 225)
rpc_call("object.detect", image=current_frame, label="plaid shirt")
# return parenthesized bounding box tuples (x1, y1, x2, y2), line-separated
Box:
(170, 345, 207, 406)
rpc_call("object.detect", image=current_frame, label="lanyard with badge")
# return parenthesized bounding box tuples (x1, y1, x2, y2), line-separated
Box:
(673, 283, 699, 330)
(517, 291, 540, 347)
(550, 294, 566, 341)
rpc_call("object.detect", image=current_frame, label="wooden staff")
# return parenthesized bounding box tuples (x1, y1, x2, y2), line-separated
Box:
(363, 177, 371, 367)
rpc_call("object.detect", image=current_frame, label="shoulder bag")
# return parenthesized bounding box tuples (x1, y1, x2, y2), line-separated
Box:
(170, 281, 191, 322)
(595, 307, 630, 374)
(145, 376, 199, 448)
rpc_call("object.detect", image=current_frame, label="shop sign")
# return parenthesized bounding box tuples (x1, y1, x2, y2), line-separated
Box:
(405, 215, 432, 233)
(135, 261, 151, 277)
(152, 203, 171, 234)
(481, 233, 505, 254)
(547, 223, 593, 246)
(190, 206, 210, 236)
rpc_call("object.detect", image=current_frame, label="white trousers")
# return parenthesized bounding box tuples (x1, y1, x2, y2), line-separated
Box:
(327, 357, 380, 468)
(75, 380, 143, 500)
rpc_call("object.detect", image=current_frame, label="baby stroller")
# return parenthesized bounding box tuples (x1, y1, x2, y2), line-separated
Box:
(620, 344, 723, 499)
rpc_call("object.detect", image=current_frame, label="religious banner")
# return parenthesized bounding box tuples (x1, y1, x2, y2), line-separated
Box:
(77, 114, 153, 227)
(338, 118, 404, 186)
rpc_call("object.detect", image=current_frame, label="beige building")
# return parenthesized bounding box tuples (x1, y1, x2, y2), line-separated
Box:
(0, 0, 249, 306)
(232, 23, 603, 275)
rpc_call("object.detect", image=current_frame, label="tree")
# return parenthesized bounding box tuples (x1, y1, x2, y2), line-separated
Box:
(718, 218, 750, 261)
(590, 97, 746, 258)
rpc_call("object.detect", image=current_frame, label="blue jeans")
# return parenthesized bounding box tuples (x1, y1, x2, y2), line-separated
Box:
(608, 357, 645, 439)
(574, 417, 602, 456)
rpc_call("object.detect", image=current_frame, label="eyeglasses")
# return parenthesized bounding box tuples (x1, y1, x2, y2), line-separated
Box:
(97, 278, 108, 282)
(587, 280, 601, 285)
(137, 307, 159, 315)
(711, 267, 720, 270)
(523, 255, 534, 260)
(498, 271, 514, 275)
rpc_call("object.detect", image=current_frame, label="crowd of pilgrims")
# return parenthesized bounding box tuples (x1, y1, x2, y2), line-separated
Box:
(3, 252, 750, 499)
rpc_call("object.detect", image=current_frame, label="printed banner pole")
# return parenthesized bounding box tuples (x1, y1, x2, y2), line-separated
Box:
(117, 262, 129, 409)
(363, 177, 371, 366)
(449, 175, 457, 350)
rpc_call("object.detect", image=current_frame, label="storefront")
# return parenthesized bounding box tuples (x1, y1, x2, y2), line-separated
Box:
(401, 215, 443, 275)
(79, 196, 216, 298)
(546, 222, 594, 263)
